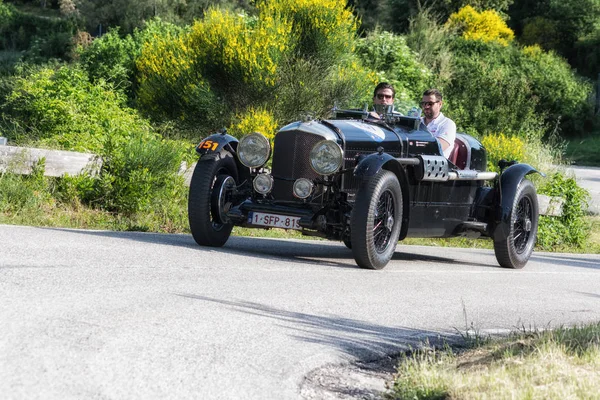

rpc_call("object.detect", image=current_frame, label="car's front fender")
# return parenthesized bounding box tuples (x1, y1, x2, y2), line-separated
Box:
(494, 163, 542, 241)
(353, 152, 398, 178)
(353, 152, 411, 240)
(196, 133, 239, 157)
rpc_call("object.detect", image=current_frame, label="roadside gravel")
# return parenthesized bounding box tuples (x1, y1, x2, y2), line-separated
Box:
(300, 357, 397, 400)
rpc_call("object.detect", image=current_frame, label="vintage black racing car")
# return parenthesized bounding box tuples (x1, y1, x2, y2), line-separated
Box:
(188, 106, 540, 270)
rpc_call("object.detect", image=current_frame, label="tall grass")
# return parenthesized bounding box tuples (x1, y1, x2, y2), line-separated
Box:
(566, 133, 600, 167)
(389, 323, 600, 400)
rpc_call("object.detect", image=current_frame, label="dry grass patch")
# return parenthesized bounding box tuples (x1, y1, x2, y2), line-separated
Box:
(389, 323, 600, 400)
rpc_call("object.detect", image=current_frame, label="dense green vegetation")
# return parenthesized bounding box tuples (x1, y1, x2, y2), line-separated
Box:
(0, 0, 598, 250)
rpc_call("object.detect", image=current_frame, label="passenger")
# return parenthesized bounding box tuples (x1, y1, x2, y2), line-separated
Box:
(420, 88, 456, 158)
(370, 82, 395, 118)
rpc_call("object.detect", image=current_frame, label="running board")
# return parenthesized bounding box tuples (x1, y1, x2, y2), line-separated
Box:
(456, 221, 488, 239)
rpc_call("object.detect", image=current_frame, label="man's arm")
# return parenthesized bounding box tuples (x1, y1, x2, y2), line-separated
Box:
(437, 137, 452, 151)
(436, 119, 456, 158)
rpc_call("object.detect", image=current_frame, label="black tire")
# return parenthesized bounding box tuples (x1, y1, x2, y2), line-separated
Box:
(494, 179, 539, 269)
(350, 170, 402, 270)
(343, 238, 352, 249)
(188, 152, 238, 247)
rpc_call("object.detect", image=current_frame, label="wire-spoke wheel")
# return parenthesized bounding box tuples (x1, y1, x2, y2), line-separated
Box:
(188, 152, 238, 247)
(350, 170, 402, 270)
(494, 179, 539, 269)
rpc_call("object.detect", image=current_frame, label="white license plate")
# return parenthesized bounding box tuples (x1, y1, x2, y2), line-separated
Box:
(249, 212, 302, 230)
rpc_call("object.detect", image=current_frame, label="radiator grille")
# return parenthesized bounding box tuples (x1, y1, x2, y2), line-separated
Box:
(341, 150, 360, 194)
(271, 131, 322, 201)
(271, 131, 401, 201)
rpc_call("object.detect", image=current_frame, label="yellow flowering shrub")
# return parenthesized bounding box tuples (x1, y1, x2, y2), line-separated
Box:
(189, 8, 294, 87)
(135, 24, 218, 123)
(481, 133, 525, 173)
(229, 108, 279, 141)
(137, 33, 192, 86)
(257, 0, 357, 59)
(133, 1, 366, 134)
(446, 5, 514, 46)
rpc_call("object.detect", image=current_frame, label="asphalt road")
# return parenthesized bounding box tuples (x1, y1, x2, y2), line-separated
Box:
(1, 225, 600, 399)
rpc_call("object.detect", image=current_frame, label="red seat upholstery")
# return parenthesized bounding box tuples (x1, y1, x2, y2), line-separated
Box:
(448, 135, 470, 170)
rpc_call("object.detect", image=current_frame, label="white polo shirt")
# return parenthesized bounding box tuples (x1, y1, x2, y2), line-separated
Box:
(421, 112, 456, 158)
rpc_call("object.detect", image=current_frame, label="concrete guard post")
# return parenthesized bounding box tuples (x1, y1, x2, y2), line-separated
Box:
(0, 145, 102, 177)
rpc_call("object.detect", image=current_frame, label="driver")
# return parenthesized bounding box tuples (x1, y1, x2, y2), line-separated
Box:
(420, 88, 456, 158)
(370, 82, 395, 118)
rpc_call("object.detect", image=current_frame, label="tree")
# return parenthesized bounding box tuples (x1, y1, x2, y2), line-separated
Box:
(75, 0, 251, 35)
(354, 0, 514, 33)
(508, 0, 600, 76)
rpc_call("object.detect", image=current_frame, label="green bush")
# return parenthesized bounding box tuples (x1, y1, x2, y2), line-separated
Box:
(403, 9, 594, 139)
(355, 30, 432, 105)
(77, 28, 139, 96)
(519, 45, 594, 137)
(274, 55, 376, 122)
(383, 0, 514, 33)
(444, 38, 593, 139)
(446, 39, 544, 138)
(0, 1, 13, 33)
(0, 159, 51, 214)
(405, 7, 454, 90)
(1, 62, 153, 152)
(94, 137, 190, 215)
(537, 172, 591, 249)
(0, 61, 191, 216)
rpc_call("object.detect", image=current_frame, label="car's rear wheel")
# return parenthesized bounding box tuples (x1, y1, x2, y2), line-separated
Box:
(350, 170, 402, 270)
(494, 179, 538, 269)
(188, 152, 238, 247)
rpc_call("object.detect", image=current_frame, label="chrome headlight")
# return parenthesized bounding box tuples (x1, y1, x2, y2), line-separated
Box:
(310, 140, 343, 175)
(238, 132, 271, 168)
(293, 178, 313, 199)
(253, 173, 273, 195)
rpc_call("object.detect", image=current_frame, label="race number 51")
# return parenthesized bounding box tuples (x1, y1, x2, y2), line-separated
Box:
(200, 140, 218, 151)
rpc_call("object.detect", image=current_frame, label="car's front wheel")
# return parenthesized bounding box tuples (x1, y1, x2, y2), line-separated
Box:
(494, 179, 539, 269)
(350, 170, 402, 270)
(188, 152, 238, 247)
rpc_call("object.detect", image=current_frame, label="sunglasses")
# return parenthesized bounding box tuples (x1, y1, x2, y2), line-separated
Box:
(420, 101, 440, 107)
(376, 94, 393, 100)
